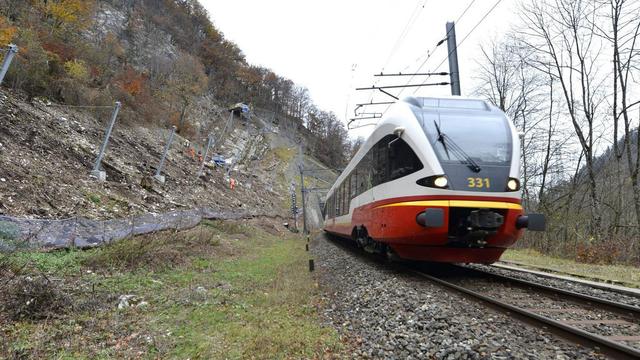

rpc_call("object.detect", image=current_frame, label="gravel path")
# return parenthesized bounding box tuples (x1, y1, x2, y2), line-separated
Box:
(469, 264, 640, 308)
(312, 234, 606, 359)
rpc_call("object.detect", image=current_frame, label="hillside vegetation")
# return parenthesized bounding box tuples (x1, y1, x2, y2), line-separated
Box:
(0, 0, 351, 170)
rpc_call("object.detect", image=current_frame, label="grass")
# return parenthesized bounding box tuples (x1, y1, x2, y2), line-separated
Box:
(502, 248, 640, 288)
(0, 219, 341, 359)
(272, 147, 296, 164)
(86, 193, 101, 204)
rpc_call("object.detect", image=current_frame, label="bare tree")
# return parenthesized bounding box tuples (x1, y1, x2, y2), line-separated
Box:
(519, 0, 607, 239)
(597, 0, 640, 234)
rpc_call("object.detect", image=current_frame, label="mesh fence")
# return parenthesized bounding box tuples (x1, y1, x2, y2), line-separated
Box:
(0, 208, 253, 251)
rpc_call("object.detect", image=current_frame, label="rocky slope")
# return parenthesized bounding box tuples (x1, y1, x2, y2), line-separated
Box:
(0, 88, 328, 222)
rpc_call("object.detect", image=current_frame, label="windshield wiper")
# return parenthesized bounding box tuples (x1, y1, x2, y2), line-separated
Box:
(433, 120, 482, 173)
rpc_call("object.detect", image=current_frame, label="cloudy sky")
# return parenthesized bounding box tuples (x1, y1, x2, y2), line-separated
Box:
(201, 0, 517, 138)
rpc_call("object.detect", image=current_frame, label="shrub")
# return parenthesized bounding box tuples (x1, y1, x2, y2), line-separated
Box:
(64, 59, 89, 82)
(0, 274, 71, 321)
(6, 28, 50, 95)
(0, 16, 17, 45)
(576, 240, 622, 264)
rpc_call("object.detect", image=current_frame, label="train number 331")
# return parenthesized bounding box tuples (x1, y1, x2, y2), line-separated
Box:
(467, 177, 490, 188)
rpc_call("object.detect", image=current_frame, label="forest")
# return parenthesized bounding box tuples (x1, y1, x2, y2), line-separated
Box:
(0, 0, 352, 169)
(474, 0, 640, 264)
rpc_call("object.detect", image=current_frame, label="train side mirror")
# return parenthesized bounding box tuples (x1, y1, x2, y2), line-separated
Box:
(516, 214, 546, 231)
(388, 127, 405, 150)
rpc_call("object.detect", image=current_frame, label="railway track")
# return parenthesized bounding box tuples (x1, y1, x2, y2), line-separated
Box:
(409, 264, 640, 359)
(492, 260, 640, 297)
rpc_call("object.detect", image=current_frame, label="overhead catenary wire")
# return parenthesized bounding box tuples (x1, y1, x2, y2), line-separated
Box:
(362, 0, 430, 107)
(374, 72, 448, 77)
(394, 0, 478, 100)
(380, 0, 430, 71)
(371, 0, 479, 119)
(411, 0, 504, 96)
(352, 0, 494, 128)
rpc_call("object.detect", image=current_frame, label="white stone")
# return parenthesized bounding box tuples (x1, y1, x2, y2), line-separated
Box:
(90, 170, 106, 182)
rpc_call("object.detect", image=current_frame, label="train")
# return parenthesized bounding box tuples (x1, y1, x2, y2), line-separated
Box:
(322, 96, 545, 264)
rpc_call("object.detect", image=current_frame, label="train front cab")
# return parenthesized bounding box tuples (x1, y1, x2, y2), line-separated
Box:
(360, 195, 545, 263)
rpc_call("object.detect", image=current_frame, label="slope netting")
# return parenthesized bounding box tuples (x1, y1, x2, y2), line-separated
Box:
(0, 208, 252, 251)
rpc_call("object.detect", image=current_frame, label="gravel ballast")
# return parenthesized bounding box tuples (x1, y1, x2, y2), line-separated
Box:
(312, 234, 605, 359)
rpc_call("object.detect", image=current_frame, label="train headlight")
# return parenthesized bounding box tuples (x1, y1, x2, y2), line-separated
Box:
(417, 175, 449, 189)
(507, 178, 520, 191)
(434, 176, 448, 188)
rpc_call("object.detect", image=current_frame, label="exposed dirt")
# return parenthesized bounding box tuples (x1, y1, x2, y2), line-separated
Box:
(0, 89, 306, 220)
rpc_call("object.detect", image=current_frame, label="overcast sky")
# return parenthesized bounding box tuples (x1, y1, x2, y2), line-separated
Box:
(201, 0, 517, 138)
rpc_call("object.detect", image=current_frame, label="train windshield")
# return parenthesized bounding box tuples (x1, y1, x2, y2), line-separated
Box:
(421, 114, 512, 166)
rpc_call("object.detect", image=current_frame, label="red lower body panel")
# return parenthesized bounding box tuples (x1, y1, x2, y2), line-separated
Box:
(324, 195, 524, 264)
(390, 245, 505, 263)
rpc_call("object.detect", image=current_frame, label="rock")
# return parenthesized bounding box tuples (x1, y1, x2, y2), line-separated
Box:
(117, 294, 140, 309)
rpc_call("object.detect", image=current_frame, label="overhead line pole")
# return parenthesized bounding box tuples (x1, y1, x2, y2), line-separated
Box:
(0, 44, 18, 85)
(446, 22, 461, 95)
(299, 165, 308, 235)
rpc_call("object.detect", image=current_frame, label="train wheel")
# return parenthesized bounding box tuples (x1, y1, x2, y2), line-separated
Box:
(385, 246, 401, 262)
(353, 226, 368, 249)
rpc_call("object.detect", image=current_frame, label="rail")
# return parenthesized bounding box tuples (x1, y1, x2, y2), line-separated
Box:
(409, 266, 640, 360)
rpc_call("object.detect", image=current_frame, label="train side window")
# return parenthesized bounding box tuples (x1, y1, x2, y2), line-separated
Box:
(371, 142, 380, 186)
(345, 175, 350, 207)
(327, 195, 336, 218)
(338, 185, 342, 216)
(334, 189, 339, 217)
(389, 137, 424, 180)
(337, 183, 341, 216)
(372, 135, 392, 186)
(350, 172, 357, 199)
(358, 151, 372, 193)
(331, 195, 335, 218)
(344, 180, 348, 214)
(344, 179, 349, 214)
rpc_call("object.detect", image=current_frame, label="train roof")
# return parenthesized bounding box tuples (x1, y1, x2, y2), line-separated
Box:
(400, 96, 500, 114)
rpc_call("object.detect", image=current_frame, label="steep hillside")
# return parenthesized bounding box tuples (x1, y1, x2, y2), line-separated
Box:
(0, 88, 308, 221)
(0, 0, 351, 173)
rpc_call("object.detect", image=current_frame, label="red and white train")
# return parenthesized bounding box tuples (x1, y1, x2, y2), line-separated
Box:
(323, 96, 545, 264)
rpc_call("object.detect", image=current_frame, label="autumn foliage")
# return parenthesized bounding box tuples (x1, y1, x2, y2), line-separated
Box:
(0, 0, 351, 167)
(0, 15, 15, 44)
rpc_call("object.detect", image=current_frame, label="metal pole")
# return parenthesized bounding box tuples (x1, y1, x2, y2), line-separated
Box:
(92, 101, 121, 173)
(218, 111, 234, 149)
(446, 22, 461, 96)
(291, 184, 297, 231)
(155, 125, 176, 177)
(300, 166, 308, 234)
(0, 44, 18, 85)
(197, 134, 214, 177)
